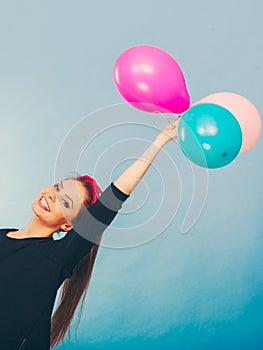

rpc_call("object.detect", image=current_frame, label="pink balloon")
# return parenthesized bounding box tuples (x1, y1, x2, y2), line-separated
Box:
(113, 45, 190, 114)
(197, 92, 262, 154)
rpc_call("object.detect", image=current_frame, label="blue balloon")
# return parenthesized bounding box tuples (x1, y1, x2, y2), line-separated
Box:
(178, 103, 242, 169)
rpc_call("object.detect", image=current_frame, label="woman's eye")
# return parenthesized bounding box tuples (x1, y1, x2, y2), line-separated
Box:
(54, 183, 70, 208)
(62, 199, 70, 208)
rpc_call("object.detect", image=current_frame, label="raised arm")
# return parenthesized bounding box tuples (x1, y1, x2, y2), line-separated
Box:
(70, 117, 179, 245)
(114, 117, 179, 195)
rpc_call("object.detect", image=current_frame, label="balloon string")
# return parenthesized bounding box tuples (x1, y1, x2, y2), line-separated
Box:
(151, 112, 181, 129)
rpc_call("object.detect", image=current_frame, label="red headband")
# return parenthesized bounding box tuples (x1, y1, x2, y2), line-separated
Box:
(78, 175, 102, 205)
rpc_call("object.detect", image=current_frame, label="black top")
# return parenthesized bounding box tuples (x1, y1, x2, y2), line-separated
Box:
(0, 182, 129, 350)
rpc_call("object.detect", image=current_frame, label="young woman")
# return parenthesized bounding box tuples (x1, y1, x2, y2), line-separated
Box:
(0, 118, 179, 350)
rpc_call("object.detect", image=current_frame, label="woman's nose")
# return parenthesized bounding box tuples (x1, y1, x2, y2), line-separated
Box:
(48, 189, 56, 202)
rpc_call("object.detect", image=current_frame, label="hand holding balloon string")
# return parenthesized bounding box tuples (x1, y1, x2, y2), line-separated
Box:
(155, 114, 181, 143)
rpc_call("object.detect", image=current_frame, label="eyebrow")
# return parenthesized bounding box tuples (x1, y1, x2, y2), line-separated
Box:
(60, 181, 74, 208)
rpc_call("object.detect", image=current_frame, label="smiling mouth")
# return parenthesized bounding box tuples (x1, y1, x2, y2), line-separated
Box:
(38, 196, 50, 212)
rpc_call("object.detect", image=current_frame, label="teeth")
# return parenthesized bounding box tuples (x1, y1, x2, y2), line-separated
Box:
(41, 196, 49, 211)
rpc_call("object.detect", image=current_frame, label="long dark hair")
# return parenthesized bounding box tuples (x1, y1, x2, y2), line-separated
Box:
(50, 176, 102, 348)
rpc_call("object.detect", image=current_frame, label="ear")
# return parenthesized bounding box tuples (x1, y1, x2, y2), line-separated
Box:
(60, 223, 73, 232)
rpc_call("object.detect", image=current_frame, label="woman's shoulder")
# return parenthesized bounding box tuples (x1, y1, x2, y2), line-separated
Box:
(0, 227, 17, 235)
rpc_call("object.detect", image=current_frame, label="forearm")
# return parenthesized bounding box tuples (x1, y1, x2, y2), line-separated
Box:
(113, 133, 169, 195)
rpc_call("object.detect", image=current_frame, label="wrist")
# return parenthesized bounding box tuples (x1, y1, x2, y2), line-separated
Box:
(153, 134, 170, 148)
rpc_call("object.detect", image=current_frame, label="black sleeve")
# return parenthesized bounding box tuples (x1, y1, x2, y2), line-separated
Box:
(51, 182, 129, 278)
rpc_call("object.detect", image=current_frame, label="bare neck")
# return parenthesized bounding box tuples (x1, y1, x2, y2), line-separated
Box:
(15, 216, 58, 238)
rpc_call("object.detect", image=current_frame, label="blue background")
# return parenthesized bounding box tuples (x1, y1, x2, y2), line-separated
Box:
(0, 1, 262, 349)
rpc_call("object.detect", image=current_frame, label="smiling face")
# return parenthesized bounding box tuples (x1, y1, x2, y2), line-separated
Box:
(31, 179, 88, 232)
